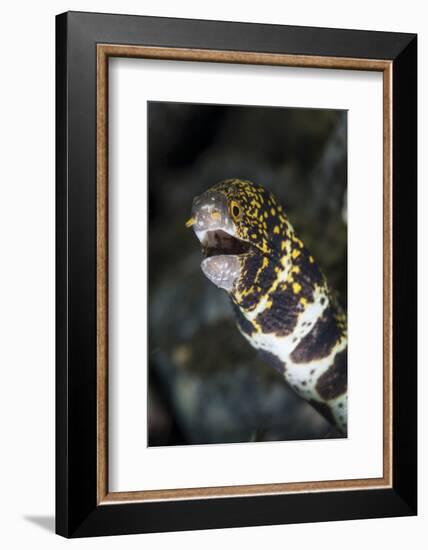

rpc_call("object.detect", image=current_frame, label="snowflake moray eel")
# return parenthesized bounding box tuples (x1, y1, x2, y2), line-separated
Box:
(186, 178, 347, 434)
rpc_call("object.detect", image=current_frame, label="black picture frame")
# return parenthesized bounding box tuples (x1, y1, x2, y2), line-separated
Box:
(56, 11, 417, 538)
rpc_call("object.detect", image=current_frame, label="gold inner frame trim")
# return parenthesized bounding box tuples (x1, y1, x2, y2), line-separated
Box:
(96, 44, 393, 505)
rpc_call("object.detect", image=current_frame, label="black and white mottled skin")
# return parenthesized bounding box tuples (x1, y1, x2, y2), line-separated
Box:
(187, 178, 347, 434)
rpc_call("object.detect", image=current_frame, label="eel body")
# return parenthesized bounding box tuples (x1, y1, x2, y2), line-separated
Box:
(187, 179, 347, 434)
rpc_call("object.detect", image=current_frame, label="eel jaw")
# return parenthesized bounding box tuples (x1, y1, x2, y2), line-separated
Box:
(194, 228, 252, 293)
(201, 254, 241, 292)
(189, 190, 252, 293)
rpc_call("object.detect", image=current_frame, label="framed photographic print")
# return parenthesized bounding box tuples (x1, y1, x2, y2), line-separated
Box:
(56, 11, 417, 538)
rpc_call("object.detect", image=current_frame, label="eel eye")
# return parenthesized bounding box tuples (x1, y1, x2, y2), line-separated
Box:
(230, 201, 242, 220)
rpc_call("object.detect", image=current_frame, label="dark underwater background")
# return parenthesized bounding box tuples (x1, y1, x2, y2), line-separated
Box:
(148, 101, 347, 446)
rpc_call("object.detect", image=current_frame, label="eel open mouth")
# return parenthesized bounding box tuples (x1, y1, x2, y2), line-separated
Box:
(201, 229, 252, 259)
(187, 190, 253, 293)
(194, 228, 252, 293)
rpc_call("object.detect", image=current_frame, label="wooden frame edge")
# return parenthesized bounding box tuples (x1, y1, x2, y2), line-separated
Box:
(96, 44, 393, 504)
(383, 62, 393, 489)
(97, 45, 109, 503)
(98, 44, 391, 71)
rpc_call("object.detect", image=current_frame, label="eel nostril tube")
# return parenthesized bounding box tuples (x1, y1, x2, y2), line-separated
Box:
(185, 217, 196, 228)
